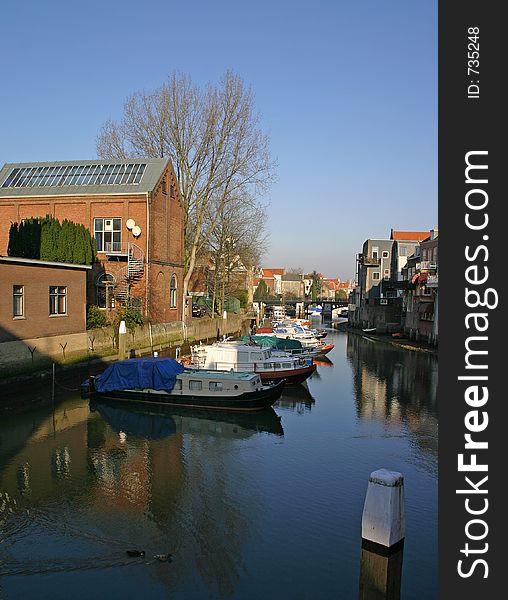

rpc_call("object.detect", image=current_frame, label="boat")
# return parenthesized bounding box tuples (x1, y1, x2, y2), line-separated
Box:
(81, 357, 285, 412)
(190, 341, 316, 385)
(239, 334, 317, 359)
(362, 328, 376, 333)
(271, 325, 335, 355)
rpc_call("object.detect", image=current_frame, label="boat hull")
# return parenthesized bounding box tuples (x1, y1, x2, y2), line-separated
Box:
(85, 380, 285, 412)
(315, 344, 334, 355)
(259, 363, 316, 385)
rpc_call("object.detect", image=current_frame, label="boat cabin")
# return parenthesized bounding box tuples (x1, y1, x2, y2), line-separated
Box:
(192, 343, 307, 373)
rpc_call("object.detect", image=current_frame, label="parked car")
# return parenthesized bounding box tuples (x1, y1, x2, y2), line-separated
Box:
(192, 304, 206, 317)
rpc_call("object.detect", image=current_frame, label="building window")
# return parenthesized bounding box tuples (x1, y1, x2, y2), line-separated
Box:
(372, 272, 380, 280)
(96, 273, 116, 309)
(400, 247, 408, 256)
(372, 247, 379, 259)
(94, 218, 122, 252)
(170, 274, 177, 308)
(49, 286, 67, 315)
(382, 251, 389, 258)
(13, 285, 24, 317)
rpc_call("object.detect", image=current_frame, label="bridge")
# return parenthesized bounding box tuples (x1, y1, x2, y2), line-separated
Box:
(256, 299, 348, 319)
(260, 299, 348, 308)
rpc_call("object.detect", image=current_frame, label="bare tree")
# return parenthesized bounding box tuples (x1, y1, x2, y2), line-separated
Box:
(96, 71, 275, 305)
(204, 192, 268, 312)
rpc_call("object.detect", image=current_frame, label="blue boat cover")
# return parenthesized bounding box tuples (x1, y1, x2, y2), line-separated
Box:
(95, 358, 185, 393)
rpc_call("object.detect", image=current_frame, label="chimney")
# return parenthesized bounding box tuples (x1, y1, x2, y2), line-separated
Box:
(430, 228, 438, 240)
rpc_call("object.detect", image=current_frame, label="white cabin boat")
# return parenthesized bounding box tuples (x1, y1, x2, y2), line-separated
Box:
(191, 341, 316, 385)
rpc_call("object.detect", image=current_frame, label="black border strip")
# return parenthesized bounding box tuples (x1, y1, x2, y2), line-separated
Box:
(439, 2, 504, 596)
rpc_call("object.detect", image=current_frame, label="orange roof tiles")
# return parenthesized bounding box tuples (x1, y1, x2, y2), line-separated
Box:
(262, 268, 285, 277)
(390, 230, 431, 242)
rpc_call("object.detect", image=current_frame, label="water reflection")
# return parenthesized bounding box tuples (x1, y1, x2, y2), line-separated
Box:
(347, 333, 438, 460)
(91, 402, 177, 440)
(313, 355, 333, 368)
(0, 399, 283, 597)
(0, 329, 437, 599)
(275, 383, 316, 414)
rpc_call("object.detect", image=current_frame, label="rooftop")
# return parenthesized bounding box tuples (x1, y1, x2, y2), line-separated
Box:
(0, 255, 92, 269)
(261, 268, 285, 278)
(390, 230, 431, 242)
(0, 158, 170, 198)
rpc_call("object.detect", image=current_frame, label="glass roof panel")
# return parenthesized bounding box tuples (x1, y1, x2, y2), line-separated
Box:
(1, 163, 148, 188)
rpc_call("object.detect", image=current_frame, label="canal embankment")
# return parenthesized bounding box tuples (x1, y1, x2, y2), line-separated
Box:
(0, 312, 255, 413)
(337, 324, 438, 355)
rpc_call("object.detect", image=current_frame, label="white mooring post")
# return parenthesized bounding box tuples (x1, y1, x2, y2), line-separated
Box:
(362, 469, 405, 548)
(359, 469, 405, 600)
(118, 320, 127, 359)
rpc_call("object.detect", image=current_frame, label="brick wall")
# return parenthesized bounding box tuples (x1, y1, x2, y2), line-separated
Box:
(0, 162, 185, 324)
(0, 262, 87, 342)
(148, 165, 184, 322)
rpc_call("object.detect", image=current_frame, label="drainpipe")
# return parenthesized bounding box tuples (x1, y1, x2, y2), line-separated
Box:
(145, 192, 150, 320)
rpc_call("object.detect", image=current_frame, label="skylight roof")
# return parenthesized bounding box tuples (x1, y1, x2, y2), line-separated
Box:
(1, 163, 147, 189)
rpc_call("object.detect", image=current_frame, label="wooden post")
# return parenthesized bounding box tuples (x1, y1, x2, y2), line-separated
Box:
(359, 539, 404, 600)
(52, 363, 55, 404)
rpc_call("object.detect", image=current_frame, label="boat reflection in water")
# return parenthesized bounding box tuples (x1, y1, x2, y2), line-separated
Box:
(90, 399, 284, 440)
(90, 401, 177, 440)
(312, 355, 333, 368)
(274, 383, 316, 414)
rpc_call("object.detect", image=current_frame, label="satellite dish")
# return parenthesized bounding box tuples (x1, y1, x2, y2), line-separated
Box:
(132, 225, 142, 238)
(126, 218, 135, 230)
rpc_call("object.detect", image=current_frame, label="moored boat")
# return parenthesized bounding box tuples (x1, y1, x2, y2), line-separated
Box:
(81, 357, 284, 412)
(191, 341, 316, 385)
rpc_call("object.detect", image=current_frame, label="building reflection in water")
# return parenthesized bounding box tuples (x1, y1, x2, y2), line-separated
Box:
(346, 334, 437, 460)
(0, 398, 283, 597)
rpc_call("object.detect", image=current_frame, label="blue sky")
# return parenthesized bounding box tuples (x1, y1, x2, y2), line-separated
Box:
(0, 0, 437, 279)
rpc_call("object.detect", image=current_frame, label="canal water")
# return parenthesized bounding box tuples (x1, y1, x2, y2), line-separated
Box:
(0, 328, 437, 599)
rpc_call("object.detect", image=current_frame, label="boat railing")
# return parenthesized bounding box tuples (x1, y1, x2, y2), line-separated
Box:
(213, 361, 294, 373)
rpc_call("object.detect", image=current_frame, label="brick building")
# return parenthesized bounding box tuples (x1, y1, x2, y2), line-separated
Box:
(0, 256, 91, 371)
(0, 256, 89, 343)
(0, 158, 184, 323)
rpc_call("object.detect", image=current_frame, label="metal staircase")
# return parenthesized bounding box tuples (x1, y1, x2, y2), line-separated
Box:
(113, 243, 145, 306)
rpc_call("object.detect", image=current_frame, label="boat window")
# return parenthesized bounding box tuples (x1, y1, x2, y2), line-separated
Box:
(263, 363, 272, 370)
(209, 382, 223, 391)
(263, 351, 270, 359)
(174, 380, 182, 390)
(251, 353, 263, 360)
(238, 351, 249, 363)
(274, 363, 282, 369)
(189, 380, 202, 391)
(282, 363, 292, 369)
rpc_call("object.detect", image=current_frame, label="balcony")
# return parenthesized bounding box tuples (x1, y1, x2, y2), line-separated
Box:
(103, 241, 130, 257)
(361, 257, 381, 267)
(426, 274, 438, 287)
(420, 261, 438, 272)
